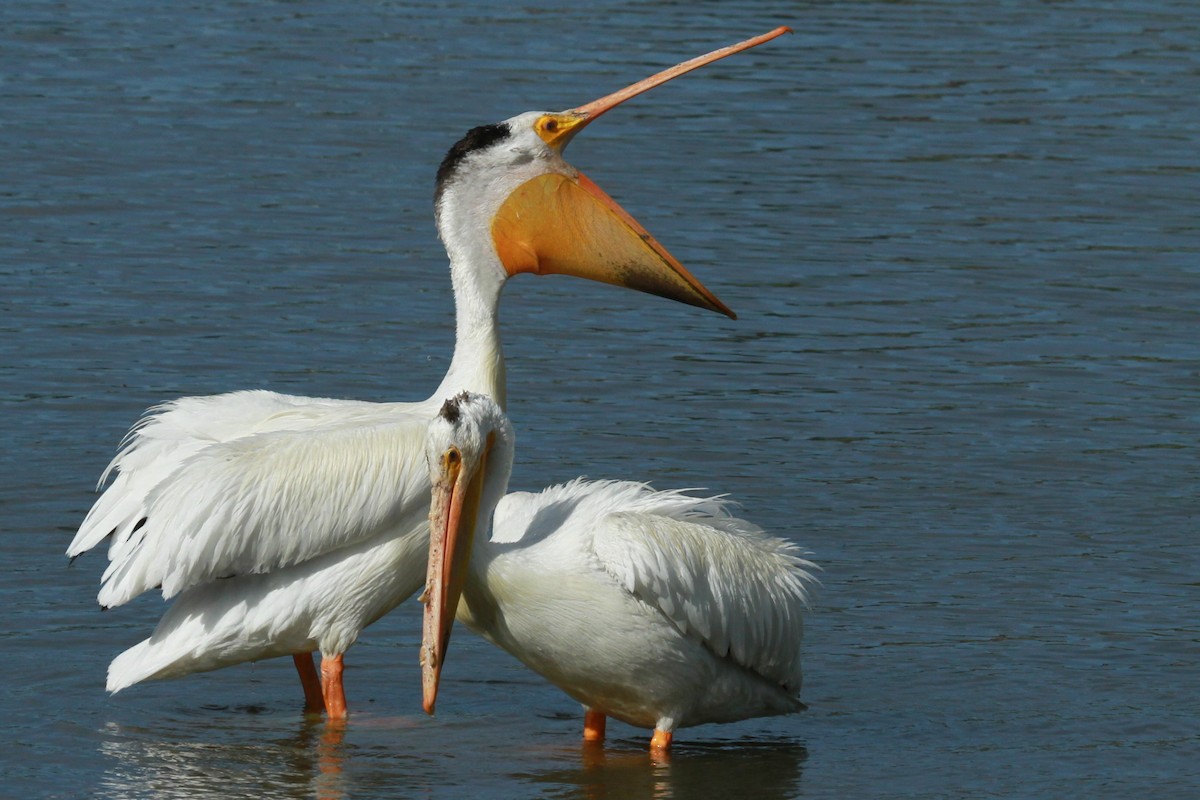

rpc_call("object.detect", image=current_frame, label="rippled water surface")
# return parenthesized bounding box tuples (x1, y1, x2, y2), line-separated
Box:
(3, 1, 1198, 797)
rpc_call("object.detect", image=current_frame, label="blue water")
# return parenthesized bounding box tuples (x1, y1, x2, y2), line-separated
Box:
(3, 1, 1198, 797)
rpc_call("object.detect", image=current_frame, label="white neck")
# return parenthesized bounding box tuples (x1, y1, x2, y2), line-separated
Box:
(431, 206, 510, 409)
(430, 115, 573, 412)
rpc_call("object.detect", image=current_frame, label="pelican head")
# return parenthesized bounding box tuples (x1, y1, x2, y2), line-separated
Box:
(432, 27, 793, 320)
(420, 391, 513, 714)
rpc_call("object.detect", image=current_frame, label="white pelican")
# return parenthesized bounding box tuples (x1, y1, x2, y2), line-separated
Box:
(66, 27, 791, 719)
(421, 392, 818, 752)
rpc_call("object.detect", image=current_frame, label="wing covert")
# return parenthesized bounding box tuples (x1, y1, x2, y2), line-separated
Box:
(588, 489, 817, 691)
(71, 391, 433, 608)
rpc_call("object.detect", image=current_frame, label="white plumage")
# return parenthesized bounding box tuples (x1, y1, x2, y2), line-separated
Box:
(75, 391, 441, 699)
(67, 28, 784, 719)
(422, 393, 818, 751)
(82, 392, 429, 609)
(68, 84, 732, 713)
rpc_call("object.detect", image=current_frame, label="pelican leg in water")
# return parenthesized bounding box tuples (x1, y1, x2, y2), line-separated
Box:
(66, 27, 790, 719)
(420, 392, 818, 753)
(293, 652, 325, 713)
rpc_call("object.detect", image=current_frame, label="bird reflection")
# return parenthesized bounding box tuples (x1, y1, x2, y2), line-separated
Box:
(90, 711, 804, 799)
(312, 719, 347, 800)
(94, 715, 349, 800)
(535, 737, 808, 800)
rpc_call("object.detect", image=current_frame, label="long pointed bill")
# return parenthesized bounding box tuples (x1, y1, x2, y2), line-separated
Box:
(420, 440, 490, 716)
(492, 27, 792, 320)
(568, 26, 792, 127)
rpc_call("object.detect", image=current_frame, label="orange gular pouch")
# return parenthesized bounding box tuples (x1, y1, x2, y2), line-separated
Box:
(491, 171, 735, 319)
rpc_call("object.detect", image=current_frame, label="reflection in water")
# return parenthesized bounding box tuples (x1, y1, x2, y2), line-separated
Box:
(313, 720, 348, 800)
(95, 715, 348, 800)
(525, 737, 807, 800)
(91, 709, 805, 800)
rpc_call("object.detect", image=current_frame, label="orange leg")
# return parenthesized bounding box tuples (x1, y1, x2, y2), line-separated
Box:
(320, 654, 348, 719)
(649, 728, 673, 753)
(293, 653, 326, 713)
(583, 709, 607, 743)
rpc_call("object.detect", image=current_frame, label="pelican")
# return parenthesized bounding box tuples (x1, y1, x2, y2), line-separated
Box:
(421, 392, 818, 752)
(65, 27, 791, 718)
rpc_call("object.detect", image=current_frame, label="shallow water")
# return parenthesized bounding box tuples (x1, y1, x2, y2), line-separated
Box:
(3, 1, 1198, 797)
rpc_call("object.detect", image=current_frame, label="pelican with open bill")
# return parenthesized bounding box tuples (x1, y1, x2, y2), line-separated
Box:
(69, 25, 786, 721)
(487, 25, 792, 317)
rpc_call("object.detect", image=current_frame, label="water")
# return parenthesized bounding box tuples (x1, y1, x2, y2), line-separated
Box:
(3, 1, 1198, 797)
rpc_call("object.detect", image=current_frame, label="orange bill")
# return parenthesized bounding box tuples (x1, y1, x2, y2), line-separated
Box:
(420, 438, 490, 715)
(536, 26, 793, 150)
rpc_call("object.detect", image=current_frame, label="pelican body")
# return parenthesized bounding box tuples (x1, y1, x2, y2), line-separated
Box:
(66, 28, 790, 718)
(421, 392, 817, 752)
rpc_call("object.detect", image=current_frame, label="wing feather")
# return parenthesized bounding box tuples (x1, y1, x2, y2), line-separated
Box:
(585, 481, 817, 691)
(71, 390, 381, 560)
(70, 390, 433, 608)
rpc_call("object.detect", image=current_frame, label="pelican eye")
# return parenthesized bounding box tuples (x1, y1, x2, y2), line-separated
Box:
(534, 115, 571, 147)
(445, 448, 461, 466)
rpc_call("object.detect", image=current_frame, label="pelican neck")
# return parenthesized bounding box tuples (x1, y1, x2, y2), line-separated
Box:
(432, 257, 508, 410)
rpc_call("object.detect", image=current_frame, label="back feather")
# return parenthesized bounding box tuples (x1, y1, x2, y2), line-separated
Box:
(582, 480, 817, 691)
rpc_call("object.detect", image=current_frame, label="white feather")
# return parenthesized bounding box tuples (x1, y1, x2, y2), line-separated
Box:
(95, 402, 432, 607)
(501, 479, 817, 693)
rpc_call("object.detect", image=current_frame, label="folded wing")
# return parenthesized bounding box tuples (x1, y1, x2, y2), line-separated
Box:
(69, 390, 432, 608)
(586, 482, 817, 691)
